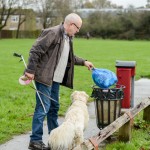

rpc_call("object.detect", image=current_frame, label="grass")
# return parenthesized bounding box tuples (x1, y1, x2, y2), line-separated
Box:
(0, 38, 150, 148)
(105, 112, 150, 150)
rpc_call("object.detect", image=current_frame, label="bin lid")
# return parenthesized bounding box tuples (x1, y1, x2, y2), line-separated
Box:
(116, 60, 136, 68)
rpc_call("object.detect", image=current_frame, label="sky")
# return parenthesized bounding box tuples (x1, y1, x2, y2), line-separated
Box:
(109, 0, 148, 8)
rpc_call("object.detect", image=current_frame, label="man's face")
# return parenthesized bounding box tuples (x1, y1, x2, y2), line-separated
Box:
(67, 21, 82, 37)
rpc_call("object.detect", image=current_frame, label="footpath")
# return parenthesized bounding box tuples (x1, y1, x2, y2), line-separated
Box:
(0, 78, 150, 150)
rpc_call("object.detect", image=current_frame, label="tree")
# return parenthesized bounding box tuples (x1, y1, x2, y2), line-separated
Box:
(54, 0, 72, 22)
(0, 0, 35, 38)
(71, 0, 86, 9)
(34, 0, 56, 29)
(15, 0, 34, 38)
(146, 0, 150, 8)
(0, 0, 17, 31)
(34, 0, 72, 28)
(93, 0, 112, 9)
(16, 8, 26, 38)
(83, 1, 94, 8)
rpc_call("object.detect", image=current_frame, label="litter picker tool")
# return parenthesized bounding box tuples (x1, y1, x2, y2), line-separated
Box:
(13, 52, 47, 113)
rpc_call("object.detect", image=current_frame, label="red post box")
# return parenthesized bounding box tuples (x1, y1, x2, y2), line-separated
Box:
(116, 60, 136, 108)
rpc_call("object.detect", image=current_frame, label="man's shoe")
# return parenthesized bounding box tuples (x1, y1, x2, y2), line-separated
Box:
(28, 141, 50, 150)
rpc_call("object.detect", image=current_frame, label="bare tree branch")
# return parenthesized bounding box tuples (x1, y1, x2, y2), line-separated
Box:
(0, 0, 18, 31)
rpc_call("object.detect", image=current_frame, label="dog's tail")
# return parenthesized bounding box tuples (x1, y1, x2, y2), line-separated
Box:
(48, 121, 75, 150)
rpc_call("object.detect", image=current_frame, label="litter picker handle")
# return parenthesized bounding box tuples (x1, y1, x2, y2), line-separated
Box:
(13, 52, 22, 58)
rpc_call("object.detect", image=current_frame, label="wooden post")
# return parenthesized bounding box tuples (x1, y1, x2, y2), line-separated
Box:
(143, 105, 150, 121)
(119, 120, 131, 141)
(118, 109, 133, 142)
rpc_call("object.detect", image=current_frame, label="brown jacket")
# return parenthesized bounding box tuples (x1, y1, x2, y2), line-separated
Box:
(25, 23, 85, 89)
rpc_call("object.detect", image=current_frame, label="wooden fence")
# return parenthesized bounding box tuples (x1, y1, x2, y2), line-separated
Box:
(81, 98, 150, 150)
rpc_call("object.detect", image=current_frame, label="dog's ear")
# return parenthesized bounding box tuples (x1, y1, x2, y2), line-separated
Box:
(85, 92, 89, 100)
(70, 91, 78, 102)
(81, 91, 89, 102)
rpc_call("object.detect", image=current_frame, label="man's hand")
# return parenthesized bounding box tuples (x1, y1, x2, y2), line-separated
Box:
(84, 61, 95, 70)
(25, 72, 35, 80)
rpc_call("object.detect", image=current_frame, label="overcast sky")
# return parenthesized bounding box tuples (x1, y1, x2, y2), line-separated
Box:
(109, 0, 147, 8)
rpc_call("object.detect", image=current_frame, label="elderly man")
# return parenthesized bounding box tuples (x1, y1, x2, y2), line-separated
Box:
(25, 13, 94, 150)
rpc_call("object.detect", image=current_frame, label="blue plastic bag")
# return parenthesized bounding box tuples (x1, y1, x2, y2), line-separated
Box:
(92, 68, 118, 89)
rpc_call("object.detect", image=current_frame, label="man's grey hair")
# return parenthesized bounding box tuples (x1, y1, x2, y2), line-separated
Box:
(64, 13, 81, 24)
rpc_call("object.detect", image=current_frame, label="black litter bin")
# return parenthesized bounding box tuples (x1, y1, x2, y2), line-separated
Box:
(91, 84, 125, 129)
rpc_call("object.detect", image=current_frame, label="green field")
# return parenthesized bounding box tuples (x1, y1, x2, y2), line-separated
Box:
(0, 39, 150, 149)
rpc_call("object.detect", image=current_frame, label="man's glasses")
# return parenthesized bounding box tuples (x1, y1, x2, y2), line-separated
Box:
(72, 23, 80, 30)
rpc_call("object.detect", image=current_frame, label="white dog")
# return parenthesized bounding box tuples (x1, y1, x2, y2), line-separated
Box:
(48, 91, 89, 150)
